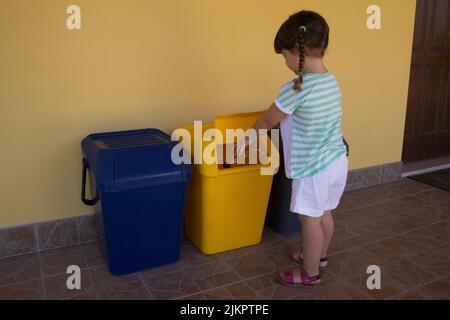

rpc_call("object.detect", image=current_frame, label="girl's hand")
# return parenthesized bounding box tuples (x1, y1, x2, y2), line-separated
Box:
(233, 136, 251, 164)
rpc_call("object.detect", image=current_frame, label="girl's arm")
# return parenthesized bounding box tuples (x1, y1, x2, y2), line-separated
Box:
(252, 103, 287, 130)
(233, 103, 287, 162)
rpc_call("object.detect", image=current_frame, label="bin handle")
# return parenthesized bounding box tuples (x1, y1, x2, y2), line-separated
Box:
(343, 137, 350, 157)
(82, 158, 98, 206)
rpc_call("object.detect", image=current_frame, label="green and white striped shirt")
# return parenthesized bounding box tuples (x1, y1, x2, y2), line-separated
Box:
(275, 72, 347, 179)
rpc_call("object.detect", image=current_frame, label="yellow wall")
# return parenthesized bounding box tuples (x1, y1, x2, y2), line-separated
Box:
(0, 0, 416, 227)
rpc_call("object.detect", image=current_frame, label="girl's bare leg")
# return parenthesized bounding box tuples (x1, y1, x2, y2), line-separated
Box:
(298, 215, 324, 276)
(296, 210, 333, 259)
(320, 210, 334, 258)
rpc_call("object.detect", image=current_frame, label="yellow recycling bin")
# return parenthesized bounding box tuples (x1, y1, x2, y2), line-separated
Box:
(176, 112, 277, 254)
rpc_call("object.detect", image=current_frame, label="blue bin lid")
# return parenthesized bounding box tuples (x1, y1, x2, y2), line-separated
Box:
(81, 128, 192, 192)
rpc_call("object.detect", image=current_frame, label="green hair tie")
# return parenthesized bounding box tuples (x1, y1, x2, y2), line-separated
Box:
(299, 25, 307, 32)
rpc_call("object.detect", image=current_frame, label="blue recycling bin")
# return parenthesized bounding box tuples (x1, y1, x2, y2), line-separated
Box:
(81, 128, 192, 275)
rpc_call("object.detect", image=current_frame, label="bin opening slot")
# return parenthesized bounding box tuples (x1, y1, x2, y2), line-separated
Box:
(216, 141, 270, 170)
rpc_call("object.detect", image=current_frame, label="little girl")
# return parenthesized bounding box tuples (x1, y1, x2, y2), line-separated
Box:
(247, 10, 348, 287)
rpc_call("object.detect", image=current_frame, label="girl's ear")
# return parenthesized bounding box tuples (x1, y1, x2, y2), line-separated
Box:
(291, 44, 300, 55)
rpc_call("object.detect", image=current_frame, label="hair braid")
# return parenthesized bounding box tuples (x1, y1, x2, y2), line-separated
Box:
(293, 30, 306, 92)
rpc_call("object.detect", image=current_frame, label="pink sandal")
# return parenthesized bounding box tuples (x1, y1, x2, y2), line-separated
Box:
(291, 250, 328, 268)
(279, 268, 321, 287)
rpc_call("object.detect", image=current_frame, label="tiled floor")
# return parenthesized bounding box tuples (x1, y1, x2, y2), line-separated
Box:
(1, 178, 449, 300)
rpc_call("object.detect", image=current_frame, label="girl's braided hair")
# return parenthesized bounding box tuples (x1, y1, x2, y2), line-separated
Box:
(274, 11, 330, 92)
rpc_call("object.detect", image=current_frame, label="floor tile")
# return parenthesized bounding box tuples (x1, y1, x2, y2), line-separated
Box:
(68, 291, 100, 300)
(393, 179, 435, 195)
(139, 262, 183, 278)
(404, 243, 450, 278)
(395, 275, 450, 300)
(79, 242, 105, 268)
(348, 259, 436, 299)
(342, 220, 396, 246)
(313, 280, 374, 300)
(217, 245, 261, 260)
(183, 282, 257, 300)
(224, 252, 277, 279)
(414, 189, 450, 206)
(0, 253, 41, 286)
(358, 179, 434, 200)
(362, 235, 430, 262)
(40, 245, 87, 277)
(333, 205, 388, 227)
(336, 191, 375, 210)
(401, 225, 450, 249)
(184, 260, 241, 290)
(181, 287, 236, 300)
(383, 259, 437, 288)
(67, 279, 152, 300)
(261, 243, 298, 269)
(141, 270, 200, 300)
(257, 228, 290, 250)
(425, 220, 450, 239)
(219, 282, 258, 300)
(44, 270, 94, 300)
(86, 265, 139, 290)
(326, 247, 392, 280)
(0, 279, 44, 300)
(396, 204, 450, 226)
(375, 196, 427, 216)
(96, 280, 152, 300)
(377, 214, 427, 234)
(179, 246, 219, 268)
(245, 272, 280, 292)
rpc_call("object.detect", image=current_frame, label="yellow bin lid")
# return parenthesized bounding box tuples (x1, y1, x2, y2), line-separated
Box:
(214, 111, 264, 136)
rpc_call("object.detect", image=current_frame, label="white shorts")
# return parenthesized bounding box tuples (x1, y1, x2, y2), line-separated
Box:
(290, 154, 348, 218)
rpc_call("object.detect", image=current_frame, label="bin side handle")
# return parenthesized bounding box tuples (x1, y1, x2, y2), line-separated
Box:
(343, 136, 350, 157)
(82, 159, 98, 206)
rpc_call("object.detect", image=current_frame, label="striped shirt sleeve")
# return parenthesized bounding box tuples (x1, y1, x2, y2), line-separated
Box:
(274, 81, 306, 115)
